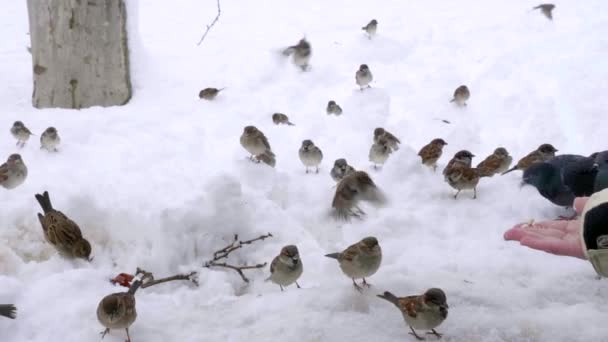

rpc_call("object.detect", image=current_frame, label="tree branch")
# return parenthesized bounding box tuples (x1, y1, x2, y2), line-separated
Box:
(135, 267, 199, 290)
(197, 0, 221, 46)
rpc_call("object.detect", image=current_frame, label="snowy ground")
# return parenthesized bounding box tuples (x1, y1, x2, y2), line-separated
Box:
(2, 0, 608, 341)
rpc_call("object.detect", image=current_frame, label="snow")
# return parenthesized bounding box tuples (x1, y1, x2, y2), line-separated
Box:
(2, 0, 608, 341)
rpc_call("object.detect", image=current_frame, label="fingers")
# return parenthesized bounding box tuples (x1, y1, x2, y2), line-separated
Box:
(574, 197, 589, 215)
(504, 220, 570, 241)
(519, 235, 586, 259)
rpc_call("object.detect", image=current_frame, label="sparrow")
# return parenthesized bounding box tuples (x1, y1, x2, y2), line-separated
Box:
(374, 127, 400, 151)
(266, 245, 303, 291)
(418, 138, 448, 171)
(356, 64, 373, 90)
(533, 4, 555, 20)
(502, 143, 558, 175)
(40, 126, 61, 152)
(331, 171, 385, 220)
(442, 150, 475, 178)
(198, 87, 225, 100)
(272, 113, 295, 126)
(299, 139, 323, 173)
(282, 38, 312, 71)
(362, 19, 378, 39)
(0, 304, 16, 319)
(377, 288, 449, 341)
(445, 165, 480, 199)
(325, 237, 382, 291)
(330, 158, 356, 182)
(326, 100, 343, 115)
(369, 138, 392, 169)
(0, 154, 28, 190)
(97, 279, 141, 342)
(476, 147, 512, 177)
(35, 191, 92, 261)
(240, 126, 276, 167)
(450, 85, 470, 106)
(10, 121, 34, 147)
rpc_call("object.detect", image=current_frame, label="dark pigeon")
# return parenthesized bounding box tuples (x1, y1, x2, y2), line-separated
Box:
(592, 151, 608, 192)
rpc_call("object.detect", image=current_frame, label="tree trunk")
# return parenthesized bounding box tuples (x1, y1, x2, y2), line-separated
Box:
(27, 0, 131, 109)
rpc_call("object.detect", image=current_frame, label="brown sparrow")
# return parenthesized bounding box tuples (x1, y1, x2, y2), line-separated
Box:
(97, 279, 141, 342)
(272, 113, 295, 126)
(0, 304, 16, 319)
(240, 126, 276, 167)
(0, 154, 28, 189)
(442, 150, 475, 177)
(282, 38, 312, 71)
(356, 64, 373, 90)
(330, 158, 356, 182)
(502, 143, 557, 175)
(10, 121, 34, 147)
(450, 85, 470, 106)
(299, 140, 323, 173)
(533, 4, 555, 20)
(198, 87, 225, 100)
(325, 237, 382, 291)
(40, 126, 61, 152)
(267, 245, 303, 291)
(374, 127, 400, 151)
(331, 171, 385, 220)
(326, 100, 343, 115)
(476, 147, 512, 177)
(445, 165, 480, 199)
(377, 288, 449, 340)
(35, 191, 92, 260)
(362, 19, 378, 39)
(418, 138, 448, 171)
(369, 138, 392, 169)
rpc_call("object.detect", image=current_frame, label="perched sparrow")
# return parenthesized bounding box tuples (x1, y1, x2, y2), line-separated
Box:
(442, 150, 475, 178)
(282, 38, 312, 71)
(377, 288, 449, 340)
(356, 64, 373, 90)
(369, 138, 392, 169)
(418, 138, 448, 171)
(476, 147, 512, 177)
(97, 280, 141, 342)
(533, 4, 555, 20)
(326, 100, 343, 115)
(450, 85, 470, 106)
(0, 304, 16, 319)
(272, 113, 295, 126)
(330, 158, 356, 182)
(374, 127, 400, 151)
(40, 126, 61, 152)
(267, 245, 303, 291)
(198, 87, 225, 100)
(0, 154, 28, 189)
(10, 121, 34, 147)
(445, 166, 480, 199)
(332, 171, 385, 220)
(299, 139, 323, 173)
(35, 191, 92, 260)
(362, 19, 378, 39)
(325, 237, 382, 291)
(240, 126, 276, 167)
(502, 143, 558, 175)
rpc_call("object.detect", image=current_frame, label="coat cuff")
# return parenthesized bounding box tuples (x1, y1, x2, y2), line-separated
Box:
(581, 189, 608, 277)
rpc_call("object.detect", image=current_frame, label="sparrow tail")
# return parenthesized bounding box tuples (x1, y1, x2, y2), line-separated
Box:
(0, 304, 17, 319)
(287, 122, 295, 126)
(35, 191, 53, 213)
(377, 291, 400, 306)
(449, 98, 455, 103)
(257, 152, 276, 168)
(324, 253, 340, 260)
(501, 167, 517, 175)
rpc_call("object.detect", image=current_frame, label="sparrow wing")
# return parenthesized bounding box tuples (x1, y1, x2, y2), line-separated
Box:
(269, 255, 279, 274)
(477, 154, 502, 176)
(398, 296, 421, 318)
(0, 163, 8, 182)
(340, 243, 360, 262)
(259, 133, 272, 151)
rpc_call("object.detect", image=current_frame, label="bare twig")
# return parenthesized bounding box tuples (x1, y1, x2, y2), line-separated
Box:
(196, 0, 221, 46)
(204, 261, 267, 283)
(134, 267, 199, 290)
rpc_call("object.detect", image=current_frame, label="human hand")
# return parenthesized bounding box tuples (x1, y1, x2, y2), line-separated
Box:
(504, 197, 589, 259)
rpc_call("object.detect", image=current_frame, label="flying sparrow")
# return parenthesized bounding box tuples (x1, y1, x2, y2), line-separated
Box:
(240, 126, 276, 167)
(450, 85, 470, 106)
(97, 279, 141, 342)
(442, 150, 475, 178)
(533, 4, 555, 20)
(35, 191, 92, 261)
(266, 245, 303, 291)
(326, 100, 343, 115)
(198, 87, 225, 100)
(325, 237, 382, 291)
(331, 171, 385, 220)
(0, 304, 16, 319)
(0, 154, 28, 190)
(374, 127, 400, 151)
(356, 64, 373, 90)
(418, 138, 448, 171)
(445, 165, 480, 199)
(502, 143, 558, 175)
(40, 126, 61, 152)
(362, 19, 378, 39)
(330, 158, 356, 182)
(299, 139, 323, 173)
(282, 38, 312, 71)
(369, 138, 392, 169)
(377, 288, 449, 341)
(10, 121, 34, 148)
(476, 147, 512, 177)
(272, 113, 295, 126)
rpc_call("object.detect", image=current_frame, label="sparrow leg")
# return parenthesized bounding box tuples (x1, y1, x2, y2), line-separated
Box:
(352, 278, 363, 292)
(409, 327, 426, 340)
(453, 190, 461, 199)
(362, 278, 371, 288)
(367, 85, 372, 89)
(296, 281, 301, 289)
(473, 188, 477, 199)
(125, 327, 131, 342)
(427, 329, 443, 338)
(280, 285, 284, 292)
(305, 167, 309, 174)
(100, 328, 110, 339)
(315, 167, 319, 174)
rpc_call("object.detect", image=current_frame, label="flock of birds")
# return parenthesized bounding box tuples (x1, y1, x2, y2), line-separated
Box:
(3, 2, 607, 341)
